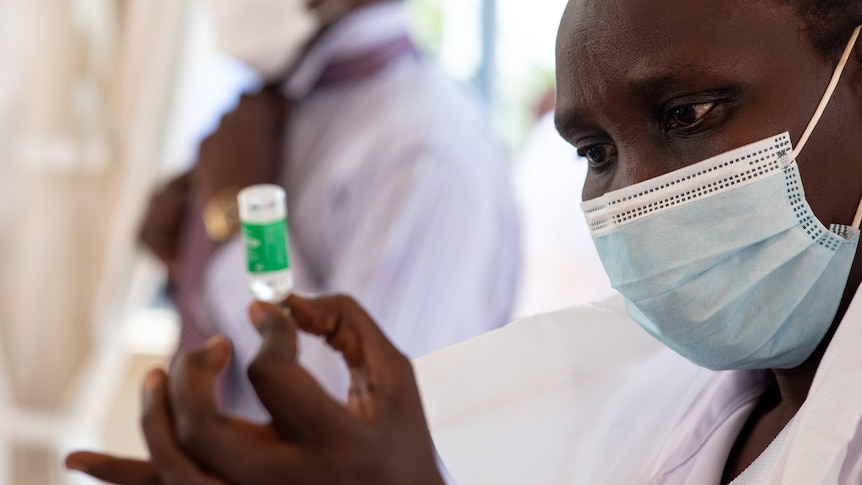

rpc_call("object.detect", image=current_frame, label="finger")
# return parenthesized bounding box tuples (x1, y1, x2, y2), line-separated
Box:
(168, 337, 232, 455)
(141, 369, 223, 483)
(65, 452, 159, 485)
(168, 336, 300, 484)
(271, 296, 438, 475)
(281, 295, 418, 421)
(246, 302, 356, 441)
(284, 294, 409, 373)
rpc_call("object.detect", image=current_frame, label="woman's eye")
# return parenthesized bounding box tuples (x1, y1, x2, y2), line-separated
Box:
(577, 143, 618, 168)
(665, 102, 715, 130)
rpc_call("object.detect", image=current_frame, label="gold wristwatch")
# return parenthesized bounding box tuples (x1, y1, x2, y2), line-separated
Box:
(203, 187, 242, 243)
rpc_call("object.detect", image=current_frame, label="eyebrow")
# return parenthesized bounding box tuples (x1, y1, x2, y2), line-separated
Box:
(555, 61, 726, 140)
(554, 106, 587, 142)
(630, 63, 707, 100)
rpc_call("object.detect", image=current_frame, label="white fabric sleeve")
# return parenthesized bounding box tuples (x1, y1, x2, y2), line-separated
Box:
(415, 296, 714, 484)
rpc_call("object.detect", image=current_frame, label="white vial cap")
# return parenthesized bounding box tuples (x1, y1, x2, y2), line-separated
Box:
(238, 184, 286, 224)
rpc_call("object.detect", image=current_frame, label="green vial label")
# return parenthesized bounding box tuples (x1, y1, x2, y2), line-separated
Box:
(242, 219, 291, 274)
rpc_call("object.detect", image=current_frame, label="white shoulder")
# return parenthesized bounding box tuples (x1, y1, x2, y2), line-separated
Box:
(415, 294, 713, 484)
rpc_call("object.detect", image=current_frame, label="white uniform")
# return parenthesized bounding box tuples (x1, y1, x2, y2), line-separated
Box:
(417, 293, 862, 484)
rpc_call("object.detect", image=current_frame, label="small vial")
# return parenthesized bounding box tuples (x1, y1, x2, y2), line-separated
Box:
(238, 184, 293, 302)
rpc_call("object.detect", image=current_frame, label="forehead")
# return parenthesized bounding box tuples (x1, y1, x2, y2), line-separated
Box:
(557, 0, 792, 69)
(555, 0, 809, 122)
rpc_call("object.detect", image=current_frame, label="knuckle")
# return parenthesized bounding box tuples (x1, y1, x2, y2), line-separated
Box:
(330, 293, 358, 309)
(246, 355, 279, 385)
(173, 415, 209, 451)
(177, 346, 210, 374)
(246, 356, 270, 384)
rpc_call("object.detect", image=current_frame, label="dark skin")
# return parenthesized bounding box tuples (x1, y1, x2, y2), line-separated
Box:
(138, 86, 288, 270)
(555, 0, 862, 481)
(66, 296, 446, 485)
(139, 172, 191, 272)
(67, 0, 862, 483)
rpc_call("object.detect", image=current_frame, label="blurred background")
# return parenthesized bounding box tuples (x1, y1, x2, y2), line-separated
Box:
(0, 0, 613, 483)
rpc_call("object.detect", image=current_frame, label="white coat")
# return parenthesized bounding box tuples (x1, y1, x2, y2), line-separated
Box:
(416, 293, 862, 484)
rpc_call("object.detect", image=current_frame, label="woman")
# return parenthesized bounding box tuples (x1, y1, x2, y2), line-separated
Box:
(67, 0, 862, 483)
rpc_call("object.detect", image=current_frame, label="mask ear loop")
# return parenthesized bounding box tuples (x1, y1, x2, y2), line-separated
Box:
(853, 194, 862, 231)
(793, 25, 861, 160)
(789, 25, 862, 228)
(848, 27, 862, 229)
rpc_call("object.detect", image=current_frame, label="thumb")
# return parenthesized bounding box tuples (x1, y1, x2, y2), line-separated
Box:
(246, 301, 353, 442)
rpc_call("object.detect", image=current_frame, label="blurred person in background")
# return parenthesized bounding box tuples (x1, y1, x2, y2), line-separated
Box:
(139, 0, 520, 420)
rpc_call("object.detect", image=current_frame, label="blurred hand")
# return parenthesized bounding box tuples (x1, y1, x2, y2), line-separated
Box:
(139, 172, 191, 268)
(191, 86, 290, 203)
(66, 294, 445, 485)
(65, 365, 228, 485)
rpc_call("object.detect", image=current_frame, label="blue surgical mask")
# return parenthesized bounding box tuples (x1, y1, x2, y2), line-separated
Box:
(582, 26, 862, 371)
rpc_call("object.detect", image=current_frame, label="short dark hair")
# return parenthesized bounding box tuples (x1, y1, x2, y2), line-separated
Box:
(782, 0, 862, 60)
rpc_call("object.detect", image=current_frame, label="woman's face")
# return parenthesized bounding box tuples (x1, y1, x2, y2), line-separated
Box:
(555, 0, 862, 231)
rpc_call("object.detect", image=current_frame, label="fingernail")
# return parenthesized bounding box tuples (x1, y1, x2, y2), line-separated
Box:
(204, 336, 232, 369)
(249, 301, 266, 326)
(141, 369, 163, 409)
(144, 370, 159, 390)
(64, 454, 89, 472)
(205, 335, 229, 350)
(277, 298, 292, 315)
(250, 302, 286, 334)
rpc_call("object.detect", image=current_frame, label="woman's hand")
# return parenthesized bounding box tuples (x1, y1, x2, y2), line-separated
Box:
(66, 294, 445, 485)
(65, 364, 229, 485)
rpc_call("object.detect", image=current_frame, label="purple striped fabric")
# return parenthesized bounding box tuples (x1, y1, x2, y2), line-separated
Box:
(172, 198, 226, 401)
(315, 34, 416, 89)
(173, 198, 215, 352)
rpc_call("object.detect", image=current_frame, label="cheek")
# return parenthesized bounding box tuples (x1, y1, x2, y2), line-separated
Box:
(582, 172, 609, 201)
(795, 132, 860, 226)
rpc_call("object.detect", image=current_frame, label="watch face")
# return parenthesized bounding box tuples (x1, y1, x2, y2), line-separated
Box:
(203, 190, 241, 242)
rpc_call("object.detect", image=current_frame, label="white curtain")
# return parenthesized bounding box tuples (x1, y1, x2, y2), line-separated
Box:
(0, 0, 188, 483)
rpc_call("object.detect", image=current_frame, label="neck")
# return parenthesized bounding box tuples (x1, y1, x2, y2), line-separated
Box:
(771, 335, 829, 409)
